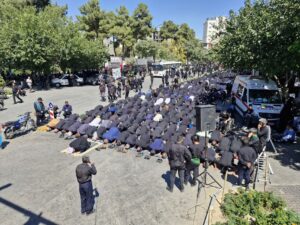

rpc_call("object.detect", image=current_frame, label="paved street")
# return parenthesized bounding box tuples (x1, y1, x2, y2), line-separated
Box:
(0, 75, 222, 225)
(266, 143, 300, 214)
(0, 76, 160, 122)
(0, 75, 299, 225)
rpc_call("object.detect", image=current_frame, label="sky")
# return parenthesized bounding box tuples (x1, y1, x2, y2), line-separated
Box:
(55, 0, 245, 39)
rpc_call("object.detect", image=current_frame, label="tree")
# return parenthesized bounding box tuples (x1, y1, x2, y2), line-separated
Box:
(215, 0, 300, 91)
(110, 6, 134, 57)
(99, 11, 116, 39)
(132, 3, 153, 41)
(159, 20, 178, 40)
(25, 0, 50, 11)
(135, 40, 159, 60)
(176, 23, 196, 44)
(77, 0, 104, 39)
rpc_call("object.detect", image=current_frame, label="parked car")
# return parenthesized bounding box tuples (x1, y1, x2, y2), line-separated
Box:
(51, 74, 84, 87)
(85, 74, 100, 85)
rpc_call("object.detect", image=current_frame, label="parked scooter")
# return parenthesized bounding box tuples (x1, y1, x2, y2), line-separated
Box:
(3, 112, 36, 139)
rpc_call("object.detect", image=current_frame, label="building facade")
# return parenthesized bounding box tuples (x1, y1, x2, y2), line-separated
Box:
(203, 16, 226, 49)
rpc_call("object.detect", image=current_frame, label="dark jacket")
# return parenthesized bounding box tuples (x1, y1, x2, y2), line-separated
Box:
(168, 144, 192, 169)
(62, 104, 72, 114)
(186, 143, 204, 168)
(76, 163, 97, 184)
(258, 126, 269, 150)
(238, 146, 257, 166)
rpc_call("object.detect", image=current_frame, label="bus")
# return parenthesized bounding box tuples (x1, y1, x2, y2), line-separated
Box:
(151, 61, 182, 78)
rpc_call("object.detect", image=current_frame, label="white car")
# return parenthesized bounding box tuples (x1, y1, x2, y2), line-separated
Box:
(51, 74, 84, 87)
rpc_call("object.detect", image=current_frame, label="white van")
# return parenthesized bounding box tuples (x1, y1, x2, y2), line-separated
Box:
(231, 76, 283, 125)
(151, 61, 181, 78)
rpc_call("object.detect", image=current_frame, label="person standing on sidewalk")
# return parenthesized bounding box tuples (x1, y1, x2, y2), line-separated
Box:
(166, 136, 191, 193)
(26, 76, 33, 92)
(12, 82, 23, 104)
(76, 156, 97, 215)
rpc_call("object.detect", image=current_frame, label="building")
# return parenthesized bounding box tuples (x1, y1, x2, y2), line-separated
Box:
(203, 16, 226, 49)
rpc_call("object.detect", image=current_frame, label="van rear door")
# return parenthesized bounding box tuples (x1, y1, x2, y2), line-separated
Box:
(235, 84, 248, 115)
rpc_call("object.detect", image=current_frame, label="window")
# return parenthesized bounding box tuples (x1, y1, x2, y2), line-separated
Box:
(242, 88, 248, 102)
(237, 84, 244, 98)
(249, 89, 282, 104)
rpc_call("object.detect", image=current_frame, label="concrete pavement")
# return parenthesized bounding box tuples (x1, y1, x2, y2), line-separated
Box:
(0, 75, 222, 225)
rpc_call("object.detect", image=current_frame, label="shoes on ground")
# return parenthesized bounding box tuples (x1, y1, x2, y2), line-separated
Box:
(166, 187, 173, 193)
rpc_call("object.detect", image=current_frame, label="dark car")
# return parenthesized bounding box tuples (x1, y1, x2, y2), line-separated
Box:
(85, 74, 100, 85)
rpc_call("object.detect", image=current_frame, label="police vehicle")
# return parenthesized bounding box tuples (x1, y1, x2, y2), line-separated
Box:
(231, 75, 283, 125)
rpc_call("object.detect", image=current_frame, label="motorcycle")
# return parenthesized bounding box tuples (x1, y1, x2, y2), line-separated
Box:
(3, 112, 36, 139)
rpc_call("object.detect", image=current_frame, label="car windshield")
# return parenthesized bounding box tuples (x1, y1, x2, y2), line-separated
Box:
(152, 65, 164, 71)
(249, 89, 282, 104)
(59, 75, 67, 79)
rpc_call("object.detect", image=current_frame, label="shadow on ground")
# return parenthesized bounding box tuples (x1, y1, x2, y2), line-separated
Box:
(162, 171, 182, 191)
(270, 142, 300, 171)
(0, 183, 58, 225)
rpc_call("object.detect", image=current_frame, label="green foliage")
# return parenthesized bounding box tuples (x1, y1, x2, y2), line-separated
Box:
(135, 40, 159, 59)
(215, 0, 300, 82)
(158, 22, 205, 63)
(215, 189, 300, 225)
(77, 0, 104, 39)
(132, 3, 153, 41)
(0, 0, 205, 77)
(0, 1, 108, 75)
(160, 20, 179, 40)
(110, 6, 134, 57)
(25, 0, 50, 11)
(0, 75, 5, 88)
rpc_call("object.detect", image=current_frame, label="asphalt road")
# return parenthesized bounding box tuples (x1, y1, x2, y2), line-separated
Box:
(0, 75, 221, 225)
(0, 74, 299, 225)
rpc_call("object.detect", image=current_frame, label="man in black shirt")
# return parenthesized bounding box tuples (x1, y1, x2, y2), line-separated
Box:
(257, 118, 269, 151)
(12, 82, 23, 104)
(184, 135, 203, 186)
(76, 156, 97, 215)
(237, 138, 257, 190)
(167, 136, 192, 192)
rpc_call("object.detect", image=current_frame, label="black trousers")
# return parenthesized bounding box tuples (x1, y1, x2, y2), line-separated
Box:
(63, 111, 71, 118)
(13, 93, 23, 104)
(169, 167, 184, 190)
(79, 181, 94, 213)
(36, 113, 45, 126)
(184, 166, 199, 185)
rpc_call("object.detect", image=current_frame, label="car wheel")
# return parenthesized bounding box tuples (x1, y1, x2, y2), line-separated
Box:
(55, 83, 61, 88)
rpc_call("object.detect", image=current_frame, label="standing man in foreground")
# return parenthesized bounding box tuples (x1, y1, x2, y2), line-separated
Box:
(34, 97, 45, 126)
(167, 136, 191, 192)
(76, 156, 97, 215)
(12, 82, 23, 104)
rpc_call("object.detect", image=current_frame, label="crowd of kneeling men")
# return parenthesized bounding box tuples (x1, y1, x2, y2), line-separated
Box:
(43, 73, 269, 192)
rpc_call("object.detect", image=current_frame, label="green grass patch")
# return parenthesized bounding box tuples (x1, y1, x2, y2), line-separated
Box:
(215, 189, 300, 225)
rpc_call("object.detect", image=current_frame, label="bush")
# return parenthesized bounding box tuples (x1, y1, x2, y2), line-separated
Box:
(215, 189, 300, 225)
(0, 75, 5, 88)
(4, 87, 12, 95)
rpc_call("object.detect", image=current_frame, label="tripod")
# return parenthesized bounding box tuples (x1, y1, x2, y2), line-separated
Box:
(197, 124, 222, 190)
(187, 124, 223, 225)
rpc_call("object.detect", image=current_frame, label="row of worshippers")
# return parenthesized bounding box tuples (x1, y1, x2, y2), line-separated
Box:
(45, 75, 233, 155)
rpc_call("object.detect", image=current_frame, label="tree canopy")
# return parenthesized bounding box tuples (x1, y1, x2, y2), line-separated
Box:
(215, 0, 300, 87)
(0, 0, 206, 77)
